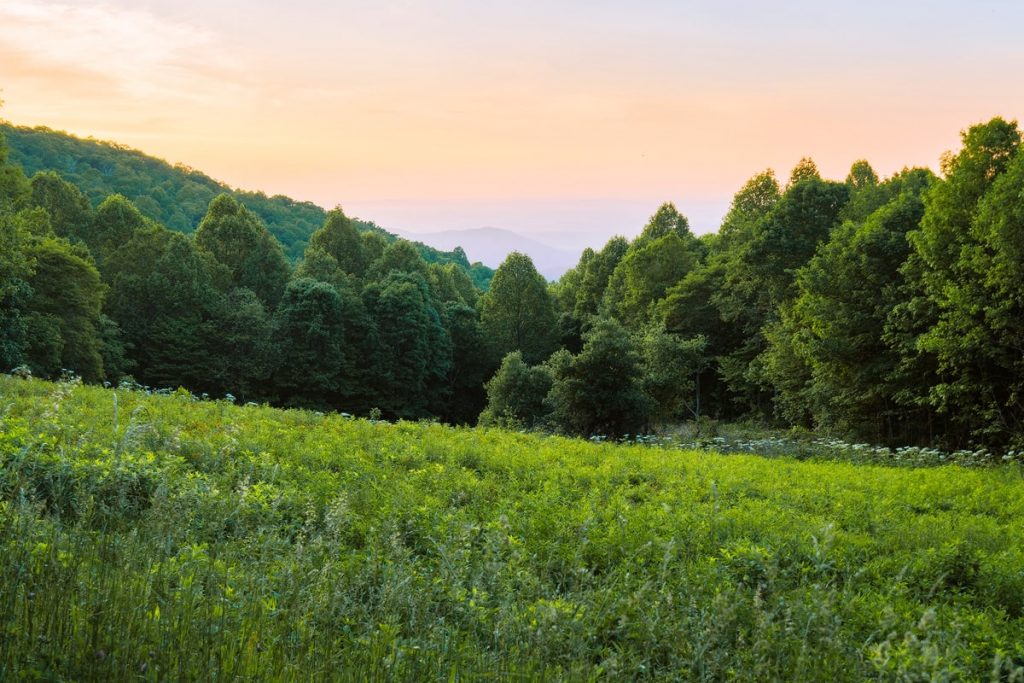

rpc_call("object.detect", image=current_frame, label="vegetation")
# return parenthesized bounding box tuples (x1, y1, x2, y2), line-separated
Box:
(2, 374, 1022, 680)
(0, 122, 494, 286)
(543, 117, 1024, 452)
(5, 114, 1024, 450)
(0, 125, 496, 422)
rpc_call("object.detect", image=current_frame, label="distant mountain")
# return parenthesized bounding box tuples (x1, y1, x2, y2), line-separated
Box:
(1, 123, 493, 288)
(396, 227, 579, 280)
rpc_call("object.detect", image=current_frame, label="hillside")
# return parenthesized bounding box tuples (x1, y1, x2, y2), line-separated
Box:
(0, 122, 493, 286)
(1, 375, 1021, 680)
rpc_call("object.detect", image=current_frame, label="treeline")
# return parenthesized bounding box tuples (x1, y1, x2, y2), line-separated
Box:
(480, 117, 1024, 451)
(0, 123, 494, 288)
(4, 117, 1023, 450)
(0, 130, 499, 423)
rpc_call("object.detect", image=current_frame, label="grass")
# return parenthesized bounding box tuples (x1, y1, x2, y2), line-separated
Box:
(0, 375, 1022, 681)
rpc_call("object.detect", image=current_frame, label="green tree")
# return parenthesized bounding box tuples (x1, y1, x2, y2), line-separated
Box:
(103, 226, 220, 389)
(903, 118, 1024, 446)
(639, 323, 709, 424)
(716, 176, 850, 411)
(479, 252, 558, 364)
(0, 211, 34, 369)
(195, 194, 291, 308)
(845, 159, 879, 190)
(442, 301, 498, 424)
(205, 288, 276, 399)
(636, 202, 693, 243)
(478, 351, 553, 429)
(307, 208, 368, 280)
(369, 240, 430, 282)
(28, 171, 92, 240)
(294, 246, 348, 289)
(761, 173, 935, 439)
(88, 195, 149, 269)
(788, 157, 821, 187)
(572, 237, 629, 321)
(888, 118, 1022, 446)
(270, 277, 349, 408)
(0, 129, 29, 212)
(22, 236, 106, 381)
(545, 317, 651, 438)
(363, 272, 452, 418)
(603, 232, 701, 328)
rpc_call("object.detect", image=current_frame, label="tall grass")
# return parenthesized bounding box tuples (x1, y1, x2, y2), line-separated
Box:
(1, 375, 1022, 680)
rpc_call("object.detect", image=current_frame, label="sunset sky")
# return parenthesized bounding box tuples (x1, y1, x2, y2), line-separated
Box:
(2, 0, 1023, 250)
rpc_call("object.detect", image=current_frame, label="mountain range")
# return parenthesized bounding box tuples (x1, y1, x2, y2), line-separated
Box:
(395, 227, 578, 280)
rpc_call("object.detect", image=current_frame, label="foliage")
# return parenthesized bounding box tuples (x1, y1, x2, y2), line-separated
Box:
(478, 351, 553, 429)
(639, 323, 709, 424)
(545, 318, 651, 438)
(761, 173, 936, 441)
(362, 272, 452, 419)
(195, 194, 291, 308)
(0, 375, 1021, 680)
(1, 123, 493, 283)
(479, 252, 558, 364)
(22, 236, 106, 382)
(908, 118, 1024, 447)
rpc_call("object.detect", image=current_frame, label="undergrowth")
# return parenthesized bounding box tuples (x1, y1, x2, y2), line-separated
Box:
(0, 375, 1022, 681)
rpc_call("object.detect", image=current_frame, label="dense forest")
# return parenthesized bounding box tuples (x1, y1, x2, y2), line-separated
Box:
(0, 123, 494, 287)
(2, 117, 1024, 451)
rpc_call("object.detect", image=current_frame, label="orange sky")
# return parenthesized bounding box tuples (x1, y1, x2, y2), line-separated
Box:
(2, 0, 1023, 243)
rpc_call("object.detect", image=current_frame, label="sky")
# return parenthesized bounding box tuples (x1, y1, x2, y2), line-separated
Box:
(2, 0, 1023, 253)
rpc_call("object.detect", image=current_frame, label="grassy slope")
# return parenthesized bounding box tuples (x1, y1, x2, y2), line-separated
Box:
(1, 376, 1022, 681)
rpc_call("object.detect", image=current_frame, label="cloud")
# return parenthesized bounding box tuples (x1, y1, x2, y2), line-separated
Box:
(0, 1, 249, 105)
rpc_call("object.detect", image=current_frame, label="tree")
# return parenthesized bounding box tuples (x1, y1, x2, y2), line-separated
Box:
(195, 194, 291, 308)
(572, 237, 629, 321)
(103, 226, 221, 389)
(0, 211, 34, 369)
(307, 208, 368, 280)
(545, 317, 651, 438)
(294, 246, 348, 289)
(205, 288, 276, 400)
(442, 301, 499, 424)
(28, 171, 92, 240)
(636, 202, 693, 243)
(363, 272, 452, 418)
(270, 277, 349, 408)
(639, 323, 708, 424)
(787, 157, 821, 187)
(845, 160, 879, 190)
(88, 195, 149, 268)
(0, 129, 29, 212)
(369, 239, 430, 282)
(446, 263, 480, 307)
(718, 170, 781, 248)
(603, 232, 701, 328)
(715, 176, 849, 412)
(898, 117, 1022, 446)
(478, 351, 553, 429)
(479, 252, 558, 364)
(22, 236, 106, 381)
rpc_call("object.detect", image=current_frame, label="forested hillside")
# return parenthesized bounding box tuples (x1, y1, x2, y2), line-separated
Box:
(3, 117, 1024, 452)
(0, 123, 494, 287)
(0, 125, 496, 423)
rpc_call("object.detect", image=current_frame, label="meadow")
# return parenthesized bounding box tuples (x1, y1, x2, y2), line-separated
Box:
(1, 375, 1022, 681)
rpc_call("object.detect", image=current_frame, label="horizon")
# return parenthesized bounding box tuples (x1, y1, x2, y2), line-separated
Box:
(2, 1, 1023, 255)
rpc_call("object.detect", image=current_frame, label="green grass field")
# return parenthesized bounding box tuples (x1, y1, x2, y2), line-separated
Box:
(1, 375, 1022, 681)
